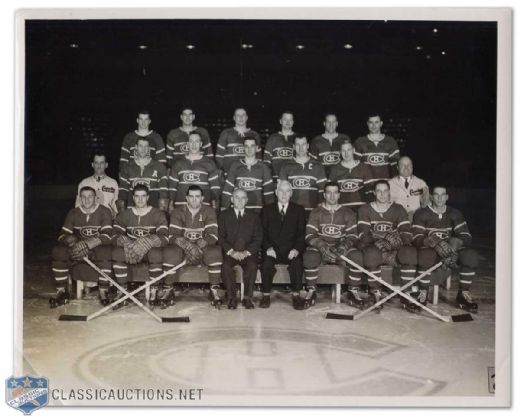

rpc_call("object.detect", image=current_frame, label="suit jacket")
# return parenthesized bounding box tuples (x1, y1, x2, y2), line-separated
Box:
(218, 208, 263, 255)
(262, 202, 306, 256)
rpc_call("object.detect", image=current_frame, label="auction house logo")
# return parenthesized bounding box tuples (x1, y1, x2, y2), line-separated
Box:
(6, 375, 49, 415)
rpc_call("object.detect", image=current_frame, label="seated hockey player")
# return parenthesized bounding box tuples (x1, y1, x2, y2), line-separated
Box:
(163, 185, 223, 309)
(50, 186, 113, 308)
(260, 180, 306, 309)
(112, 184, 169, 307)
(357, 180, 417, 310)
(168, 132, 221, 210)
(329, 140, 374, 211)
(302, 182, 362, 309)
(263, 112, 296, 182)
(221, 135, 275, 213)
(412, 186, 479, 313)
(219, 188, 263, 309)
(117, 136, 169, 212)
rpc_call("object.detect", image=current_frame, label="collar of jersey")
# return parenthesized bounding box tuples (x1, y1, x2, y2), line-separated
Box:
(428, 204, 447, 215)
(132, 206, 153, 216)
(134, 130, 154, 136)
(79, 203, 99, 215)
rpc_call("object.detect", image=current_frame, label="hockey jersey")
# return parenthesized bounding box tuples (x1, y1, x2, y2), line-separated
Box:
(120, 131, 167, 167)
(165, 126, 213, 167)
(169, 156, 221, 207)
(357, 202, 412, 245)
(76, 175, 119, 217)
(169, 204, 219, 245)
(328, 162, 374, 208)
(221, 160, 275, 211)
(113, 206, 169, 246)
(118, 158, 169, 208)
(412, 205, 472, 247)
(58, 204, 113, 245)
(263, 132, 296, 179)
(353, 135, 400, 181)
(305, 204, 358, 247)
(215, 128, 262, 174)
(278, 158, 327, 212)
(310, 133, 351, 171)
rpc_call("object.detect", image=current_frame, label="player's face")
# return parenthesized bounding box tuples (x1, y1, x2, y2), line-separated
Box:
(398, 158, 413, 178)
(367, 116, 382, 134)
(431, 187, 449, 208)
(186, 190, 203, 210)
(188, 134, 202, 154)
(276, 183, 293, 205)
(243, 139, 258, 158)
(133, 190, 149, 209)
(324, 186, 340, 206)
(137, 114, 151, 130)
(180, 109, 195, 126)
(80, 190, 96, 210)
(374, 183, 390, 204)
(92, 156, 108, 176)
(231, 190, 248, 210)
(293, 137, 309, 157)
(233, 109, 248, 127)
(341, 143, 355, 161)
(135, 140, 150, 158)
(324, 115, 338, 133)
(280, 113, 294, 131)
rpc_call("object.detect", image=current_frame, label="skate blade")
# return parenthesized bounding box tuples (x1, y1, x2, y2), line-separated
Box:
(161, 316, 190, 323)
(326, 313, 355, 320)
(59, 314, 88, 321)
(451, 313, 473, 322)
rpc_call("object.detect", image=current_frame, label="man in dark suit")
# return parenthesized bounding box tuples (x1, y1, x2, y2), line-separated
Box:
(260, 180, 306, 309)
(218, 188, 263, 309)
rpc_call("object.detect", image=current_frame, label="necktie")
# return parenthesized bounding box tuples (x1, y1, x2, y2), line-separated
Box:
(405, 178, 409, 189)
(280, 206, 285, 221)
(238, 211, 243, 221)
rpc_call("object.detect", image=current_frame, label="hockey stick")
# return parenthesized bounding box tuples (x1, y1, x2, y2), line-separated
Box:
(329, 255, 472, 322)
(59, 259, 188, 323)
(326, 261, 442, 321)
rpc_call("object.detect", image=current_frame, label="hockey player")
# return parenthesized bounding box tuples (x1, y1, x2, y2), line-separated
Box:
(412, 186, 479, 313)
(76, 153, 119, 218)
(329, 140, 374, 211)
(278, 134, 328, 214)
(302, 182, 362, 309)
(168, 132, 221, 210)
(310, 114, 351, 175)
(263, 112, 296, 182)
(117, 137, 169, 211)
(215, 108, 262, 175)
(163, 185, 223, 308)
(165, 107, 213, 168)
(353, 114, 400, 182)
(389, 156, 429, 221)
(112, 184, 169, 307)
(119, 110, 167, 168)
(221, 136, 275, 212)
(357, 180, 417, 310)
(50, 186, 113, 308)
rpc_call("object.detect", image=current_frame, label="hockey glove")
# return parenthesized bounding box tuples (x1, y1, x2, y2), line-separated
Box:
(196, 238, 208, 249)
(423, 235, 442, 248)
(115, 235, 133, 248)
(442, 252, 459, 270)
(434, 240, 455, 260)
(358, 231, 374, 248)
(131, 237, 157, 263)
(70, 240, 89, 260)
(384, 230, 403, 250)
(374, 238, 393, 252)
(448, 237, 464, 252)
(85, 237, 102, 250)
(381, 250, 398, 267)
(62, 234, 79, 247)
(123, 242, 141, 265)
(319, 244, 338, 264)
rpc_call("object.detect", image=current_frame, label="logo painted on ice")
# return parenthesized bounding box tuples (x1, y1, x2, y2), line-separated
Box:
(278, 148, 293, 158)
(374, 223, 392, 233)
(233, 146, 245, 154)
(183, 172, 201, 182)
(238, 179, 257, 190)
(80, 227, 99, 237)
(293, 178, 311, 188)
(322, 225, 342, 236)
(181, 143, 190, 153)
(340, 181, 359, 192)
(324, 153, 340, 164)
(6, 375, 49, 415)
(132, 227, 151, 237)
(367, 154, 386, 165)
(185, 231, 203, 241)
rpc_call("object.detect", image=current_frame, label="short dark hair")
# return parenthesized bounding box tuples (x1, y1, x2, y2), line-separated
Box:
(132, 184, 149, 195)
(180, 106, 194, 114)
(367, 112, 382, 120)
(243, 134, 259, 146)
(188, 132, 202, 141)
(293, 133, 307, 142)
(137, 109, 151, 117)
(186, 185, 203, 196)
(91, 153, 107, 162)
(79, 186, 96, 196)
(323, 182, 340, 193)
(373, 180, 390, 190)
(324, 113, 338, 120)
(135, 136, 150, 146)
(431, 186, 448, 194)
(280, 111, 294, 118)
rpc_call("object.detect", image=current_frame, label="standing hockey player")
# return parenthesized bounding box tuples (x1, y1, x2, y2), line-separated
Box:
(302, 182, 363, 309)
(76, 153, 119, 217)
(165, 107, 213, 168)
(278, 134, 328, 214)
(263, 112, 296, 182)
(119, 110, 167, 168)
(112, 184, 169, 307)
(329, 141, 374, 211)
(215, 108, 262, 175)
(50, 186, 113, 308)
(357, 180, 417, 310)
(117, 137, 169, 211)
(310, 114, 351, 176)
(164, 185, 223, 308)
(389, 156, 429, 221)
(221, 136, 275, 212)
(354, 114, 400, 181)
(168, 132, 221, 210)
(412, 186, 479, 313)
(219, 189, 263, 309)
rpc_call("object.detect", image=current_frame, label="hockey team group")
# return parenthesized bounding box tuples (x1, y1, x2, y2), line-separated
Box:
(49, 107, 479, 314)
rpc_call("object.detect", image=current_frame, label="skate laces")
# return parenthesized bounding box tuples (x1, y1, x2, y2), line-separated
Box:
(461, 290, 473, 302)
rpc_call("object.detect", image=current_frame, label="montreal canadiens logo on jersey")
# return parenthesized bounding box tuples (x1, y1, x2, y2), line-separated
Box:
(324, 153, 340, 164)
(292, 177, 311, 188)
(183, 172, 201, 182)
(340, 180, 360, 192)
(233, 145, 245, 155)
(131, 227, 151, 237)
(373, 222, 393, 233)
(367, 154, 386, 165)
(185, 230, 203, 241)
(322, 225, 342, 237)
(429, 230, 449, 240)
(181, 143, 190, 153)
(238, 178, 257, 191)
(80, 226, 99, 237)
(132, 179, 150, 188)
(278, 148, 293, 158)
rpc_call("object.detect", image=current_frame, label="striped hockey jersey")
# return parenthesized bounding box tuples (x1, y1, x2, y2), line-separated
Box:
(263, 132, 296, 179)
(353, 135, 400, 181)
(357, 202, 412, 246)
(169, 204, 219, 245)
(165, 126, 213, 167)
(119, 131, 167, 167)
(113, 206, 169, 246)
(305, 204, 358, 247)
(215, 128, 262, 174)
(328, 161, 374, 209)
(310, 133, 351, 171)
(58, 204, 113, 244)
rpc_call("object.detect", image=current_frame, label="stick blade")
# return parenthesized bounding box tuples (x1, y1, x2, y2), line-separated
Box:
(326, 312, 355, 320)
(451, 313, 473, 322)
(59, 314, 88, 321)
(161, 316, 190, 323)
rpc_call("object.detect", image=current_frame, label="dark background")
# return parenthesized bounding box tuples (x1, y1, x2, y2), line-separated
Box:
(24, 19, 497, 247)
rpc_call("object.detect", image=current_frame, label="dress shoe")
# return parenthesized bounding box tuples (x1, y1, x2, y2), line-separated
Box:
(228, 297, 237, 310)
(242, 298, 255, 309)
(259, 295, 271, 308)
